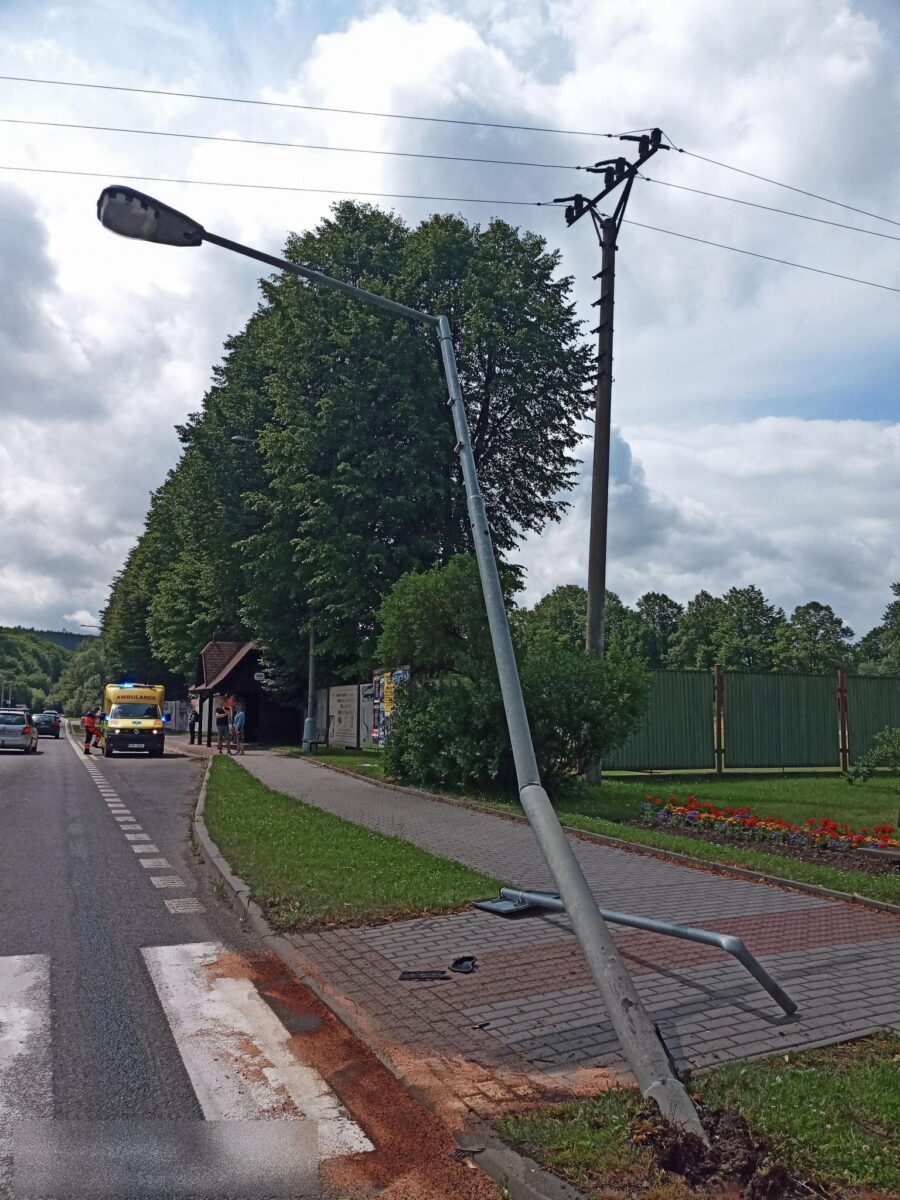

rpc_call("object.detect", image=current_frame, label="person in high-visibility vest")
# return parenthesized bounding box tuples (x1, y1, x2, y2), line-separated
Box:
(82, 707, 99, 755)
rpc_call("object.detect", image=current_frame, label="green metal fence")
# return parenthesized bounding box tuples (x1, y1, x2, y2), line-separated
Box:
(604, 669, 900, 773)
(724, 673, 837, 768)
(604, 671, 714, 771)
(846, 675, 900, 761)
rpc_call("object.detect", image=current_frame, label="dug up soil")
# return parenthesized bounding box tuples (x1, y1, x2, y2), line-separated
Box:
(518, 1101, 835, 1200)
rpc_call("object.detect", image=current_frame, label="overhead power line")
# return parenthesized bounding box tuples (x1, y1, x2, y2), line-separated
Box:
(621, 217, 900, 295)
(639, 174, 900, 243)
(0, 162, 557, 207)
(2, 161, 897, 295)
(665, 141, 900, 230)
(0, 73, 619, 139)
(4, 76, 897, 230)
(0, 115, 581, 171)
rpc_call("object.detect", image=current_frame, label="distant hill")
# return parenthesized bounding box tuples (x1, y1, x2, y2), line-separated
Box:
(0, 627, 73, 709)
(7, 626, 92, 653)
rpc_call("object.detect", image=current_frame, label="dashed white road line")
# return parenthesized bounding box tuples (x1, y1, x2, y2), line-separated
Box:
(142, 943, 372, 1158)
(63, 724, 204, 917)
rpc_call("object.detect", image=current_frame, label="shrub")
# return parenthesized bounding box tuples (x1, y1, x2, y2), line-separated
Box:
(383, 672, 510, 790)
(518, 636, 649, 793)
(384, 636, 649, 797)
(378, 555, 650, 798)
(848, 726, 900, 786)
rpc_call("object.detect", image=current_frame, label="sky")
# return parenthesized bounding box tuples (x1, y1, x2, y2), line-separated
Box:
(0, 0, 897, 639)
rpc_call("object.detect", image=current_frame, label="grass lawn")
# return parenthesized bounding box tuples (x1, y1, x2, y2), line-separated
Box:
(498, 1033, 900, 1198)
(289, 751, 900, 906)
(202, 756, 499, 929)
(571, 773, 900, 829)
(279, 745, 390, 783)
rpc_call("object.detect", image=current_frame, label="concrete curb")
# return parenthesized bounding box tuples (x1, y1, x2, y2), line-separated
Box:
(191, 758, 585, 1200)
(294, 754, 900, 918)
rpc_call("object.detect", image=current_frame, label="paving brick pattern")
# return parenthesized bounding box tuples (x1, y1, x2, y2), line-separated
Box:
(236, 754, 900, 1113)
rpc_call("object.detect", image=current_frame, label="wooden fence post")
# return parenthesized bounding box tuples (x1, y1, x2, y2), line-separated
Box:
(837, 669, 850, 773)
(714, 664, 725, 775)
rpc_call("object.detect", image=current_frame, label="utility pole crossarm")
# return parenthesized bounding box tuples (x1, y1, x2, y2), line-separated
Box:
(553, 127, 669, 229)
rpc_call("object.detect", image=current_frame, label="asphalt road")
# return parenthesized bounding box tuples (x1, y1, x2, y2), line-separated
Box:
(0, 732, 322, 1197)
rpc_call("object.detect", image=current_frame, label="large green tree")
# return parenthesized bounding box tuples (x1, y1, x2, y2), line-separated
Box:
(636, 591, 684, 668)
(667, 586, 786, 672)
(522, 584, 656, 661)
(772, 602, 854, 673)
(666, 590, 726, 670)
(242, 203, 594, 678)
(56, 637, 122, 716)
(856, 582, 900, 675)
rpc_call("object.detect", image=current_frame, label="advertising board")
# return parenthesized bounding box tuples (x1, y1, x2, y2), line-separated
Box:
(328, 685, 360, 749)
(371, 666, 410, 747)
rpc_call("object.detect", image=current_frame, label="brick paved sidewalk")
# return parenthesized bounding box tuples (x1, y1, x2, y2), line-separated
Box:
(237, 753, 900, 1118)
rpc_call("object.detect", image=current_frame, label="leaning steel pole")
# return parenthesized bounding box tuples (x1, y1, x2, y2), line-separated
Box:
(436, 316, 705, 1138)
(136, 212, 703, 1136)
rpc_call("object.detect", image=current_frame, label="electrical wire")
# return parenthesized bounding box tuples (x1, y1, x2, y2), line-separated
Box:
(638, 174, 900, 243)
(2, 161, 896, 293)
(0, 116, 581, 171)
(620, 217, 900, 294)
(664, 136, 900, 230)
(5, 76, 895, 230)
(0, 162, 559, 207)
(0, 73, 620, 139)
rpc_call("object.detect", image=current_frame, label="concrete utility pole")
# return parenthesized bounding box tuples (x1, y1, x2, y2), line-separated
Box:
(556, 129, 670, 661)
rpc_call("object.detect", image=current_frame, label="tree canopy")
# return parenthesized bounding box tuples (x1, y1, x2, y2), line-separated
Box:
(102, 201, 594, 690)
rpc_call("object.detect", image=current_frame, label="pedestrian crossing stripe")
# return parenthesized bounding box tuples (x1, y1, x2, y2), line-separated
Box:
(0, 946, 372, 1172)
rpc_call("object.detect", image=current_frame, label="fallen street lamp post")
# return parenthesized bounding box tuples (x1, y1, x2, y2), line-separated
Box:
(97, 185, 706, 1138)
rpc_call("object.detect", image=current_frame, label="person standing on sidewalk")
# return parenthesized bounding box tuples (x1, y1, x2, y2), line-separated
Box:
(215, 702, 230, 754)
(188, 703, 201, 745)
(232, 703, 246, 755)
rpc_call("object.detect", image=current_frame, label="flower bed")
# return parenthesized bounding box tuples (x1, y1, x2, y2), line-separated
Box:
(641, 796, 899, 855)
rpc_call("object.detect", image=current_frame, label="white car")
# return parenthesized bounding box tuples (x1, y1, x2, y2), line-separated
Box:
(0, 708, 40, 753)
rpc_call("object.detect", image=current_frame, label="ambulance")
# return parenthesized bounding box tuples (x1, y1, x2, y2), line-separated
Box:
(101, 683, 166, 757)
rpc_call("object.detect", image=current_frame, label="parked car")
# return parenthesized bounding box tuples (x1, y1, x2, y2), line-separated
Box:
(0, 709, 40, 753)
(35, 712, 61, 738)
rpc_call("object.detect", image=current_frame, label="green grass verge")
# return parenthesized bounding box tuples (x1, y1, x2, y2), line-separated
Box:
(202, 756, 499, 929)
(498, 1033, 900, 1196)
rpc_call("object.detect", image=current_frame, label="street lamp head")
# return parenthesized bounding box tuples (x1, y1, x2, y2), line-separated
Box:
(230, 435, 254, 445)
(96, 186, 205, 247)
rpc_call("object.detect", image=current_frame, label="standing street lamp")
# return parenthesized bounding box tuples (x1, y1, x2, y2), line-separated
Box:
(231, 433, 317, 751)
(97, 185, 703, 1136)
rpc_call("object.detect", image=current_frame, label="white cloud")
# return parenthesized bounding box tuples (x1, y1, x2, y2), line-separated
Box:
(0, 0, 897, 643)
(518, 418, 900, 634)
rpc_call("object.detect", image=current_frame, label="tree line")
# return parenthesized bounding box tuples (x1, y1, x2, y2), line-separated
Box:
(530, 582, 900, 676)
(0, 627, 70, 711)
